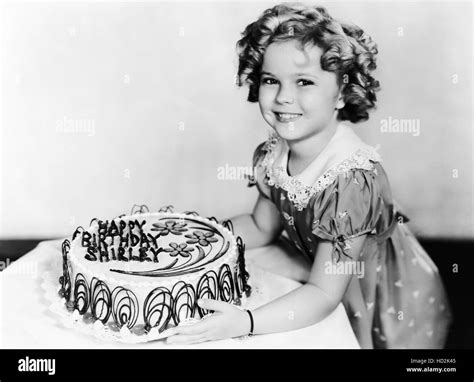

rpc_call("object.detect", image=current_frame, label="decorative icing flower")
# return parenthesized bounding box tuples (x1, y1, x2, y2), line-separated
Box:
(164, 242, 194, 257)
(151, 220, 188, 236)
(185, 231, 218, 247)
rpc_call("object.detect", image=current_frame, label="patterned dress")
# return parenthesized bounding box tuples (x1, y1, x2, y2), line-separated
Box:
(249, 128, 452, 349)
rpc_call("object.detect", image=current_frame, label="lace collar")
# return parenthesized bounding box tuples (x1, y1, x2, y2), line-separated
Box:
(259, 130, 382, 211)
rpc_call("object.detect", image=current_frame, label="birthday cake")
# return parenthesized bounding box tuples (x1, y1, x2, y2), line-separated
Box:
(57, 206, 251, 337)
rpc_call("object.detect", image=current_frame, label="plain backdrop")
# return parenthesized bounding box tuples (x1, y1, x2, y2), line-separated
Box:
(0, 1, 472, 239)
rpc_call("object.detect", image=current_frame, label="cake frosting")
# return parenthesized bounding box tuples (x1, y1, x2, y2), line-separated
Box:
(58, 206, 251, 337)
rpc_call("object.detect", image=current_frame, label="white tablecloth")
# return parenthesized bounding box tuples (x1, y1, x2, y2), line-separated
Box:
(0, 239, 359, 349)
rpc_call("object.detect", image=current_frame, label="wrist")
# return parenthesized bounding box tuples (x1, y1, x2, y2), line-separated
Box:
(236, 308, 252, 339)
(237, 309, 254, 339)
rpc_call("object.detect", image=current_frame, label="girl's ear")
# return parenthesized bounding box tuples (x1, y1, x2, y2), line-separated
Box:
(335, 89, 345, 110)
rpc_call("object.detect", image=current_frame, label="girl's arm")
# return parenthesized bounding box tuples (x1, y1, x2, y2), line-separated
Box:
(249, 236, 366, 334)
(167, 235, 367, 344)
(228, 194, 283, 249)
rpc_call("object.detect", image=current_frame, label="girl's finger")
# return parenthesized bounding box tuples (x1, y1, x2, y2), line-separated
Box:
(198, 298, 234, 313)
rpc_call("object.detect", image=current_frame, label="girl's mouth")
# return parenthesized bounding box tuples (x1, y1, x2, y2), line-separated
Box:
(274, 112, 302, 123)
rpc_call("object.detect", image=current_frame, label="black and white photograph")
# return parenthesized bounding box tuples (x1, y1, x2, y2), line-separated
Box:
(0, 0, 472, 378)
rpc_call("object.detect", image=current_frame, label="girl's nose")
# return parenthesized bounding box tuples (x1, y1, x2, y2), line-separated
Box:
(275, 85, 294, 104)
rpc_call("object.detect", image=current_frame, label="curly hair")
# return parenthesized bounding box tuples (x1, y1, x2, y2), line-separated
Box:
(236, 3, 380, 123)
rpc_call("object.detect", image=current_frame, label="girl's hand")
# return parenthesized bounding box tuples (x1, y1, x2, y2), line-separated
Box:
(166, 299, 251, 345)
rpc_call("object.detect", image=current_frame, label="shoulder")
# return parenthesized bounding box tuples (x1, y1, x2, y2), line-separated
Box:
(252, 132, 281, 168)
(311, 153, 388, 241)
(252, 142, 267, 167)
(250, 133, 281, 199)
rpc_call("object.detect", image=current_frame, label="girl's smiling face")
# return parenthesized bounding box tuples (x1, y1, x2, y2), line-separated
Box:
(258, 40, 344, 141)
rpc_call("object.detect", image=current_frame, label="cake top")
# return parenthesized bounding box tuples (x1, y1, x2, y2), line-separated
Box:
(68, 210, 238, 286)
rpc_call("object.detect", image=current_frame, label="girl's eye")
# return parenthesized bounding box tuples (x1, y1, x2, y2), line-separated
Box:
(261, 77, 277, 85)
(260, 78, 314, 86)
(297, 79, 314, 86)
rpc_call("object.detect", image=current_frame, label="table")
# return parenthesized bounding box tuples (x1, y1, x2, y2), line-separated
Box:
(0, 239, 360, 349)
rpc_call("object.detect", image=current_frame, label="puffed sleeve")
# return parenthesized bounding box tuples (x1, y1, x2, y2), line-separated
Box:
(311, 169, 383, 262)
(247, 142, 272, 200)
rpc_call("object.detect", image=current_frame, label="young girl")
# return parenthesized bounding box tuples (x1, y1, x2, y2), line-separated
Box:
(167, 3, 452, 349)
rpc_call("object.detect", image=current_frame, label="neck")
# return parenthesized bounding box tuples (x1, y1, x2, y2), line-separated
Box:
(287, 119, 341, 165)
